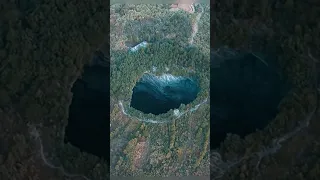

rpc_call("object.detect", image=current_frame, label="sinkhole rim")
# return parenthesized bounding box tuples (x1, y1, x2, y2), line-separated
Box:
(120, 71, 208, 123)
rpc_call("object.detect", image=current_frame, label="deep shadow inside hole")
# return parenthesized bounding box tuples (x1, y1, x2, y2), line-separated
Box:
(64, 52, 109, 160)
(210, 52, 291, 149)
(130, 73, 200, 115)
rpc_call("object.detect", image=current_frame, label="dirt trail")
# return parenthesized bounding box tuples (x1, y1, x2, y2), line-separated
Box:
(169, 0, 203, 45)
(189, 3, 204, 45)
(133, 137, 149, 169)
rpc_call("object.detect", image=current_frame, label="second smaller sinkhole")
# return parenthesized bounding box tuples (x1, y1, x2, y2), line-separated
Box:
(130, 73, 200, 115)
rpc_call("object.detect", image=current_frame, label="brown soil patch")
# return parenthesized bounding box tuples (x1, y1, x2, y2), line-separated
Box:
(170, 0, 195, 13)
(132, 136, 147, 169)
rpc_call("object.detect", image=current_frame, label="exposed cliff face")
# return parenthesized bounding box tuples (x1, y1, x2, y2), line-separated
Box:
(130, 73, 199, 115)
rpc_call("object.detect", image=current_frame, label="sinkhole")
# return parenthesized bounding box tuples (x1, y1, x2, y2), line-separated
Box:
(130, 73, 200, 115)
(64, 51, 109, 159)
(210, 50, 291, 149)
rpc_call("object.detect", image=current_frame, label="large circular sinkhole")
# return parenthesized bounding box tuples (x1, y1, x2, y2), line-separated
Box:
(64, 51, 109, 159)
(111, 40, 209, 122)
(210, 49, 291, 149)
(130, 73, 200, 115)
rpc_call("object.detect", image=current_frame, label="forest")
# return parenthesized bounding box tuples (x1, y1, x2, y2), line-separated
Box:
(110, 3, 211, 177)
